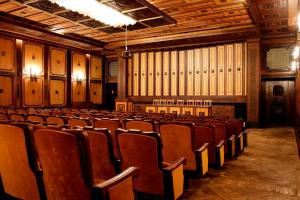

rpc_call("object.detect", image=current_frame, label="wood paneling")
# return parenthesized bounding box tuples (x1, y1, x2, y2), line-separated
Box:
(179, 50, 186, 96)
(90, 82, 102, 104)
(49, 48, 66, 76)
(163, 51, 170, 96)
(72, 81, 86, 102)
(170, 51, 178, 96)
(90, 56, 102, 80)
(133, 53, 139, 96)
(155, 52, 162, 96)
(187, 50, 194, 96)
(194, 49, 201, 96)
(0, 76, 13, 106)
(235, 43, 243, 96)
(127, 58, 132, 96)
(0, 37, 15, 72)
(202, 48, 209, 96)
(23, 78, 44, 106)
(209, 47, 217, 96)
(217, 45, 225, 95)
(140, 52, 147, 96)
(147, 52, 154, 96)
(23, 43, 44, 76)
(226, 44, 234, 95)
(49, 79, 65, 105)
(72, 52, 86, 76)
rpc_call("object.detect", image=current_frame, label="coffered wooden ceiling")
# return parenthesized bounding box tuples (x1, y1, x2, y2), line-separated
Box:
(0, 0, 298, 51)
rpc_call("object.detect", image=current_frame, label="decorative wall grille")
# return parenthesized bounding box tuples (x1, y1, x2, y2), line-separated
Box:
(266, 47, 290, 70)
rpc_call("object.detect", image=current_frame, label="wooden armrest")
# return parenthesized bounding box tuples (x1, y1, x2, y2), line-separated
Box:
(93, 167, 139, 189)
(163, 157, 186, 171)
(229, 135, 235, 141)
(215, 140, 225, 148)
(195, 143, 209, 153)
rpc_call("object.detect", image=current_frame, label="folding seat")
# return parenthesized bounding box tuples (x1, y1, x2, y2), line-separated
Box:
(33, 128, 139, 200)
(46, 116, 66, 126)
(158, 122, 209, 176)
(27, 115, 45, 124)
(0, 124, 45, 200)
(67, 117, 91, 128)
(116, 129, 185, 200)
(9, 114, 26, 122)
(124, 118, 157, 132)
(194, 124, 225, 168)
(94, 119, 123, 159)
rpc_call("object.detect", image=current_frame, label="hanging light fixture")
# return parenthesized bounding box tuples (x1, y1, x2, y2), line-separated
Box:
(49, 0, 136, 27)
(122, 25, 132, 58)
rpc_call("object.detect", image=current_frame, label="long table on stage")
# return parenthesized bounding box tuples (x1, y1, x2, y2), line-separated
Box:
(145, 105, 212, 116)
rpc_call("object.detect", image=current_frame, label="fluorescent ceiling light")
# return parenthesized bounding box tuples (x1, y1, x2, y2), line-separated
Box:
(49, 0, 136, 27)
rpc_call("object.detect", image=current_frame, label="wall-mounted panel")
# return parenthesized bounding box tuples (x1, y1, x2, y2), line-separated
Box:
(217, 46, 225, 95)
(140, 52, 147, 96)
(0, 37, 15, 72)
(147, 52, 154, 96)
(127, 58, 132, 96)
(72, 81, 86, 102)
(133, 53, 139, 96)
(194, 49, 201, 96)
(187, 50, 194, 96)
(202, 48, 209, 96)
(49, 48, 66, 76)
(72, 52, 86, 77)
(179, 51, 186, 96)
(49, 79, 65, 105)
(244, 43, 247, 95)
(90, 56, 102, 80)
(24, 43, 44, 76)
(170, 51, 178, 96)
(23, 77, 44, 106)
(226, 44, 234, 96)
(155, 52, 162, 96)
(235, 43, 243, 96)
(90, 82, 102, 104)
(0, 76, 13, 106)
(163, 51, 170, 96)
(209, 47, 217, 96)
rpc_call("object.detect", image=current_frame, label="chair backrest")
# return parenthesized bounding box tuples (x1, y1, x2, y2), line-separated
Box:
(27, 115, 45, 124)
(9, 114, 25, 122)
(46, 116, 65, 126)
(34, 129, 92, 200)
(0, 124, 41, 200)
(68, 118, 89, 128)
(124, 119, 156, 132)
(84, 128, 116, 183)
(0, 113, 8, 120)
(116, 129, 164, 195)
(158, 122, 196, 170)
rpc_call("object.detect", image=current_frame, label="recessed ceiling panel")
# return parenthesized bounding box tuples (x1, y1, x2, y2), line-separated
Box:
(103, 0, 144, 11)
(57, 11, 90, 21)
(80, 19, 107, 28)
(29, 0, 65, 13)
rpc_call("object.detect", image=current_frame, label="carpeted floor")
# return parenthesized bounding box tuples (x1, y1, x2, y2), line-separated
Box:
(182, 127, 300, 200)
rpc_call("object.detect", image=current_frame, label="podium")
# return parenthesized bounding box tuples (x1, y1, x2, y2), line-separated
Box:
(115, 98, 133, 112)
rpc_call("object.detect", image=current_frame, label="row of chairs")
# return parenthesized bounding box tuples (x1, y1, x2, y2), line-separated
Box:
(153, 99, 213, 107)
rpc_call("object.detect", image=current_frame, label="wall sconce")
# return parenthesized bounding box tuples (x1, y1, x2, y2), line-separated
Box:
(74, 72, 84, 85)
(29, 67, 38, 82)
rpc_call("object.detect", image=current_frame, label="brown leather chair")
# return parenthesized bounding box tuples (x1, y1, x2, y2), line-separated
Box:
(116, 129, 185, 200)
(0, 123, 45, 200)
(124, 119, 157, 132)
(9, 114, 26, 122)
(94, 119, 123, 159)
(158, 122, 209, 176)
(27, 115, 45, 124)
(67, 117, 90, 128)
(46, 116, 66, 126)
(33, 129, 138, 200)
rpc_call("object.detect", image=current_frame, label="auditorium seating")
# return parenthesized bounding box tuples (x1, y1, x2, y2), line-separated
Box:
(46, 116, 66, 126)
(67, 117, 91, 128)
(116, 129, 185, 200)
(124, 118, 157, 132)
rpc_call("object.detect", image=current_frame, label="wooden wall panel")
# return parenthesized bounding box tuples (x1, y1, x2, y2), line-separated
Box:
(24, 43, 43, 76)
(163, 51, 170, 96)
(72, 81, 86, 102)
(244, 43, 247, 95)
(217, 45, 225, 95)
(226, 44, 234, 95)
(49, 48, 66, 76)
(209, 47, 217, 96)
(24, 78, 43, 106)
(72, 52, 86, 77)
(179, 50, 185, 96)
(0, 76, 13, 106)
(0, 37, 15, 72)
(140, 52, 147, 96)
(147, 52, 154, 96)
(133, 53, 139, 96)
(202, 48, 209, 96)
(90, 56, 102, 80)
(235, 43, 243, 95)
(155, 52, 162, 96)
(90, 82, 102, 104)
(127, 58, 132, 96)
(49, 79, 65, 105)
(171, 51, 178, 96)
(187, 50, 194, 96)
(194, 49, 201, 96)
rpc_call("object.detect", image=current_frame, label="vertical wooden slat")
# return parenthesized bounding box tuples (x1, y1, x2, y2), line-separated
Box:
(171, 51, 178, 96)
(155, 52, 162, 96)
(187, 50, 194, 96)
(194, 48, 201, 96)
(163, 51, 170, 96)
(133, 53, 139, 96)
(235, 43, 243, 96)
(244, 42, 247, 95)
(179, 50, 186, 96)
(217, 45, 225, 96)
(226, 44, 234, 96)
(202, 48, 209, 96)
(140, 52, 147, 96)
(147, 52, 154, 96)
(209, 47, 217, 96)
(127, 57, 132, 96)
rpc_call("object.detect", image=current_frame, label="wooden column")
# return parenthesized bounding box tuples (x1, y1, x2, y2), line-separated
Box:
(247, 38, 261, 126)
(117, 51, 127, 99)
